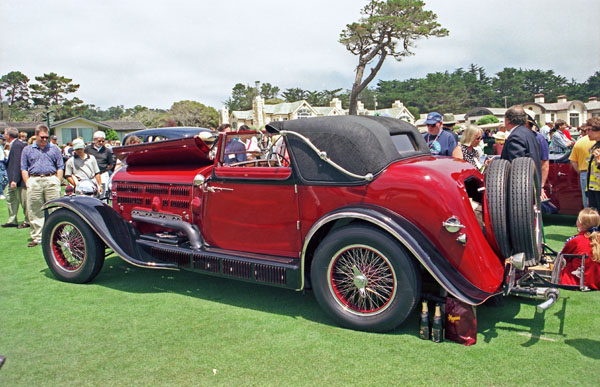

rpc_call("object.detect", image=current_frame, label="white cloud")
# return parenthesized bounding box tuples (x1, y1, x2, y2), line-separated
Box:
(1, 0, 598, 110)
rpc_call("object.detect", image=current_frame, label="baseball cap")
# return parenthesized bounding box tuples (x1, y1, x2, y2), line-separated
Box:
(93, 131, 106, 139)
(72, 138, 85, 150)
(425, 112, 443, 125)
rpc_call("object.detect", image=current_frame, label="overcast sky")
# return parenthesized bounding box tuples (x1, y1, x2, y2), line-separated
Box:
(1, 0, 598, 111)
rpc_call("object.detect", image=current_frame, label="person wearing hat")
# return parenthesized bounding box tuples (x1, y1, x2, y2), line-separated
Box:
(491, 131, 506, 155)
(85, 131, 115, 193)
(442, 113, 459, 142)
(423, 112, 458, 156)
(65, 138, 102, 195)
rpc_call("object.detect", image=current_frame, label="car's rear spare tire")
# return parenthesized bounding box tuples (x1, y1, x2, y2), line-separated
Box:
(508, 157, 542, 266)
(311, 224, 421, 332)
(484, 159, 512, 258)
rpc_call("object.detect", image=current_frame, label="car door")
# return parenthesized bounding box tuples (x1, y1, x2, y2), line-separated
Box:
(201, 132, 301, 257)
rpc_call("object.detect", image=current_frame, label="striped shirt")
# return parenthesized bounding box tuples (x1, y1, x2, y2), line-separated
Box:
(21, 142, 64, 175)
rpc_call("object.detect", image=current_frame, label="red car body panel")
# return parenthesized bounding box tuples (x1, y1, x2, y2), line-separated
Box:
(296, 156, 504, 294)
(545, 153, 582, 215)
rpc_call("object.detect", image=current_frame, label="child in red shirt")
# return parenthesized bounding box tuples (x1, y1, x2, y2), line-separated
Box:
(559, 208, 600, 290)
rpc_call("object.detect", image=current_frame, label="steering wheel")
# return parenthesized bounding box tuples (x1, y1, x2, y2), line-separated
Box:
(267, 147, 290, 167)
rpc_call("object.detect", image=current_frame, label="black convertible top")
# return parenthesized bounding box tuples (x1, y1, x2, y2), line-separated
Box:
(266, 116, 429, 183)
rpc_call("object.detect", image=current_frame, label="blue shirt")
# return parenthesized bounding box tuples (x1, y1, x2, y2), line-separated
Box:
(535, 132, 549, 161)
(21, 142, 64, 175)
(223, 139, 247, 164)
(423, 130, 457, 156)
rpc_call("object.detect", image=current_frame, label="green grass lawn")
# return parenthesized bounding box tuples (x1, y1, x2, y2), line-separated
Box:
(0, 200, 599, 386)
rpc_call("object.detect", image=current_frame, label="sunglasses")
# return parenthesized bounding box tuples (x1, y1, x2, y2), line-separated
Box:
(39, 136, 49, 140)
(95, 139, 105, 142)
(475, 136, 482, 140)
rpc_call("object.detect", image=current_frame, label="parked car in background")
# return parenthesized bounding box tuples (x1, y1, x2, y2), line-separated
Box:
(544, 151, 583, 215)
(122, 127, 211, 144)
(42, 116, 552, 332)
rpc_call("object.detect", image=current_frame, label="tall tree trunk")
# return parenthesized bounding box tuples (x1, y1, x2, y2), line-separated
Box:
(348, 51, 387, 115)
(349, 63, 366, 116)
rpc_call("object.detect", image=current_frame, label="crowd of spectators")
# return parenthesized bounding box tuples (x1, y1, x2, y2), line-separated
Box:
(1, 126, 116, 247)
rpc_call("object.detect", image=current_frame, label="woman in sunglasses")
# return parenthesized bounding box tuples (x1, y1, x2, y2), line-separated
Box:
(452, 124, 484, 169)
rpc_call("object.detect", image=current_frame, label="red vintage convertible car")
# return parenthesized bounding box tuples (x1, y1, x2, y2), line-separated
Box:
(41, 116, 552, 332)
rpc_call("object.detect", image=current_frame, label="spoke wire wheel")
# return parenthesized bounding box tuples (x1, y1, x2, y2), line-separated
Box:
(311, 224, 420, 332)
(327, 245, 397, 316)
(50, 221, 87, 272)
(42, 208, 105, 283)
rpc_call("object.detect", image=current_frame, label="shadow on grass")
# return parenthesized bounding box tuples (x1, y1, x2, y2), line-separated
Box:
(564, 338, 600, 359)
(40, 255, 423, 336)
(478, 297, 569, 345)
(39, 256, 572, 341)
(42, 256, 339, 329)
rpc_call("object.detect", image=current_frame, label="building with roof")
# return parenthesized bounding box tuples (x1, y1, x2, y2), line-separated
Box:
(51, 116, 146, 144)
(1, 116, 146, 144)
(523, 94, 598, 127)
(222, 97, 414, 129)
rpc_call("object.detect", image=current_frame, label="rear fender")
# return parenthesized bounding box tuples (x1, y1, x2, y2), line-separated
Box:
(43, 196, 177, 270)
(302, 205, 497, 305)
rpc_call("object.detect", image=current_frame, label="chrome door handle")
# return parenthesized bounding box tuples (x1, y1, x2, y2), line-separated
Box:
(206, 186, 234, 193)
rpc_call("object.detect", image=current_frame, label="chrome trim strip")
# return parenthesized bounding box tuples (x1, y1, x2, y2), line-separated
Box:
(280, 130, 374, 182)
(44, 202, 179, 271)
(300, 211, 476, 305)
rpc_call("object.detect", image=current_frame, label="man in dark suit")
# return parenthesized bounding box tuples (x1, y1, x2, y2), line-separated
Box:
(501, 105, 542, 182)
(2, 127, 29, 228)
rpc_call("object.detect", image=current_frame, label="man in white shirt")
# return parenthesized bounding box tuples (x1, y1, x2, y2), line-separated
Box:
(540, 121, 552, 142)
(65, 138, 103, 195)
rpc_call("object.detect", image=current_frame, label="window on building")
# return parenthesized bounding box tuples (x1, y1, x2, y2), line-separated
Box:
(80, 128, 94, 142)
(551, 113, 555, 121)
(61, 127, 95, 143)
(62, 128, 78, 143)
(570, 113, 580, 127)
(296, 107, 313, 119)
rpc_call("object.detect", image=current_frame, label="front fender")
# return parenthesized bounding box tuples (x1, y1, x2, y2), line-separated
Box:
(302, 205, 499, 305)
(43, 196, 177, 270)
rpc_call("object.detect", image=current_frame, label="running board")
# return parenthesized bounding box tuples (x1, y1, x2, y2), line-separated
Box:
(136, 239, 301, 289)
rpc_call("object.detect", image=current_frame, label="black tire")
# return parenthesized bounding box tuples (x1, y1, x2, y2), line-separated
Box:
(42, 208, 105, 283)
(485, 158, 512, 258)
(311, 224, 421, 332)
(508, 157, 542, 266)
